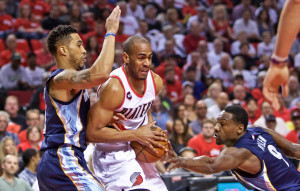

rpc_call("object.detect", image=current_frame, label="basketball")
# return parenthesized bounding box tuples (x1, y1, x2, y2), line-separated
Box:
(130, 125, 168, 163)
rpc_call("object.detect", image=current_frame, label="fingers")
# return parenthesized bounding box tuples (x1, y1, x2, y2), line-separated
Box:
(148, 139, 165, 150)
(111, 123, 121, 131)
(144, 142, 158, 154)
(115, 113, 127, 121)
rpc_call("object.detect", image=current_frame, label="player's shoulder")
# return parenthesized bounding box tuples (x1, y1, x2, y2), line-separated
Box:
(99, 77, 125, 96)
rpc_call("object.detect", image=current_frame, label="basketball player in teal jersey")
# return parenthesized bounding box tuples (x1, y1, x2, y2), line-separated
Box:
(37, 7, 121, 191)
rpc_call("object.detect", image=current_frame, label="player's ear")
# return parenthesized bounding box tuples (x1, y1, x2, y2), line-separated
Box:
(123, 52, 129, 64)
(237, 124, 244, 134)
(58, 46, 67, 56)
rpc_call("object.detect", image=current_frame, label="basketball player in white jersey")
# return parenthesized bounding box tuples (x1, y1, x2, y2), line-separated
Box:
(87, 35, 169, 191)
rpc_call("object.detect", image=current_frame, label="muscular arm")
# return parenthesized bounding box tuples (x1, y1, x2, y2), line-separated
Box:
(51, 7, 121, 91)
(258, 127, 300, 159)
(168, 147, 256, 175)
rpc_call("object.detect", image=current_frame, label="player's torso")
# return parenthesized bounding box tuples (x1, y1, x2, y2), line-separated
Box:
(41, 69, 90, 151)
(112, 66, 156, 130)
(231, 128, 300, 191)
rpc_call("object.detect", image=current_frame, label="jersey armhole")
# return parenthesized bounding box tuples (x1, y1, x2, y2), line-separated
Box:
(150, 70, 157, 96)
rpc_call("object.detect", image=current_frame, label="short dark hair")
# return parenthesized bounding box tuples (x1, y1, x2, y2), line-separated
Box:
(27, 52, 36, 59)
(224, 105, 248, 131)
(47, 25, 77, 55)
(22, 149, 37, 167)
(123, 35, 150, 56)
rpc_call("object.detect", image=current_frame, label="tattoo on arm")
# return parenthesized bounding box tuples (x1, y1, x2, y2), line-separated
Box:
(56, 70, 91, 84)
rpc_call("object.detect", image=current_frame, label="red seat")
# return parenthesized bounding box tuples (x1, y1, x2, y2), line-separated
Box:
(0, 39, 5, 51)
(30, 39, 42, 52)
(7, 90, 33, 107)
(16, 39, 30, 53)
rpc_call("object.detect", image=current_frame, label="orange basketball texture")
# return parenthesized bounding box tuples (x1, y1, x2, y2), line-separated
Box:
(130, 126, 168, 163)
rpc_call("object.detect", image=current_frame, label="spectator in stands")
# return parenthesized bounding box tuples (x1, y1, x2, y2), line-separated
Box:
(0, 0, 14, 39)
(285, 75, 300, 108)
(18, 109, 42, 144)
(265, 114, 276, 131)
(186, 40, 208, 67)
(155, 54, 182, 81)
(85, 35, 99, 69)
(232, 56, 255, 89)
(255, 0, 278, 25)
(162, 8, 185, 34)
(151, 96, 170, 131)
(211, 4, 234, 45)
(207, 38, 226, 67)
(0, 34, 27, 67)
(169, 118, 193, 155)
(232, 0, 256, 22)
(115, 21, 130, 43)
(246, 97, 261, 125)
(112, 49, 123, 70)
(254, 101, 289, 136)
(25, 52, 45, 90)
(35, 38, 55, 70)
(233, 8, 259, 41)
(168, 146, 197, 174)
(189, 100, 207, 135)
(257, 31, 274, 57)
(4, 96, 26, 131)
(203, 82, 222, 108)
(183, 66, 206, 100)
(118, 1, 139, 36)
(15, 3, 45, 40)
(286, 108, 300, 143)
(166, 103, 192, 133)
(231, 31, 256, 57)
(136, 20, 158, 53)
(0, 111, 19, 146)
(181, 0, 198, 18)
(69, 19, 86, 41)
(84, 20, 105, 50)
(5, 0, 18, 18)
(256, 8, 273, 37)
(230, 84, 251, 106)
(144, 3, 161, 31)
(41, 4, 65, 31)
(127, 0, 145, 20)
(183, 21, 206, 54)
(18, 149, 40, 186)
(0, 137, 17, 162)
(159, 85, 173, 113)
(209, 53, 233, 89)
(0, 155, 32, 190)
(273, 94, 291, 122)
(188, 118, 223, 157)
(237, 42, 258, 70)
(183, 94, 196, 122)
(20, 0, 50, 22)
(186, 6, 214, 41)
(207, 92, 229, 119)
(164, 66, 183, 104)
(17, 126, 41, 153)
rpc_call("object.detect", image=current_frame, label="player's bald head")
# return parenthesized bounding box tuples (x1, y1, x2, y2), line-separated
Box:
(123, 35, 150, 56)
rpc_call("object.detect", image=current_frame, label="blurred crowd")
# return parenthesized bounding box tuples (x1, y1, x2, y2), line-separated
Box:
(0, 0, 300, 190)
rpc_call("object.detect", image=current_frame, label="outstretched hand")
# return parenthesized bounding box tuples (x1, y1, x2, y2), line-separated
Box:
(136, 121, 168, 154)
(263, 64, 289, 111)
(105, 6, 121, 34)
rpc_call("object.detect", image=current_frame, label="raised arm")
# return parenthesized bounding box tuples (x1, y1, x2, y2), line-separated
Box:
(258, 127, 300, 159)
(52, 6, 121, 90)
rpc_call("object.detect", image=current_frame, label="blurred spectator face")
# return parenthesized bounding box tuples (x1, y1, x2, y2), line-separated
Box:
(202, 122, 215, 138)
(233, 56, 245, 70)
(4, 139, 16, 155)
(266, 120, 276, 130)
(261, 101, 273, 116)
(87, 36, 98, 50)
(197, 40, 207, 54)
(289, 76, 298, 92)
(260, 55, 270, 69)
(237, 31, 248, 42)
(242, 0, 251, 6)
(262, 31, 271, 44)
(50, 5, 60, 18)
(163, 27, 173, 39)
(263, 0, 271, 8)
(152, 96, 161, 112)
(5, 97, 19, 117)
(28, 54, 37, 68)
(27, 111, 41, 128)
(139, 21, 148, 35)
(177, 105, 187, 119)
(119, 2, 127, 16)
(191, 52, 200, 64)
(220, 54, 230, 71)
(6, 34, 17, 51)
(186, 69, 196, 82)
(95, 21, 105, 36)
(214, 5, 226, 20)
(291, 110, 300, 131)
(259, 9, 268, 22)
(165, 69, 175, 83)
(195, 101, 207, 119)
(240, 44, 250, 55)
(210, 83, 222, 100)
(28, 127, 41, 142)
(183, 85, 193, 96)
(190, 21, 201, 36)
(70, 20, 81, 32)
(1, 155, 19, 176)
(277, 94, 285, 108)
(145, 5, 156, 19)
(0, 115, 8, 133)
(247, 99, 258, 112)
(242, 9, 251, 21)
(129, 0, 138, 9)
(0, 1, 5, 12)
(114, 49, 123, 66)
(21, 3, 31, 18)
(71, 4, 81, 18)
(214, 39, 223, 54)
(184, 94, 195, 107)
(217, 92, 229, 110)
(233, 85, 246, 101)
(173, 119, 185, 135)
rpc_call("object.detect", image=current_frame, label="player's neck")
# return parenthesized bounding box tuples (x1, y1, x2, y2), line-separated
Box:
(55, 57, 76, 70)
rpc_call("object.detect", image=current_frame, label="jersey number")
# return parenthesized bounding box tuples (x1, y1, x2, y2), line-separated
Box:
(267, 145, 289, 167)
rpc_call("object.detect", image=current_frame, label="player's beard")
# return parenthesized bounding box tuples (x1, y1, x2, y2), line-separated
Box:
(69, 53, 83, 71)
